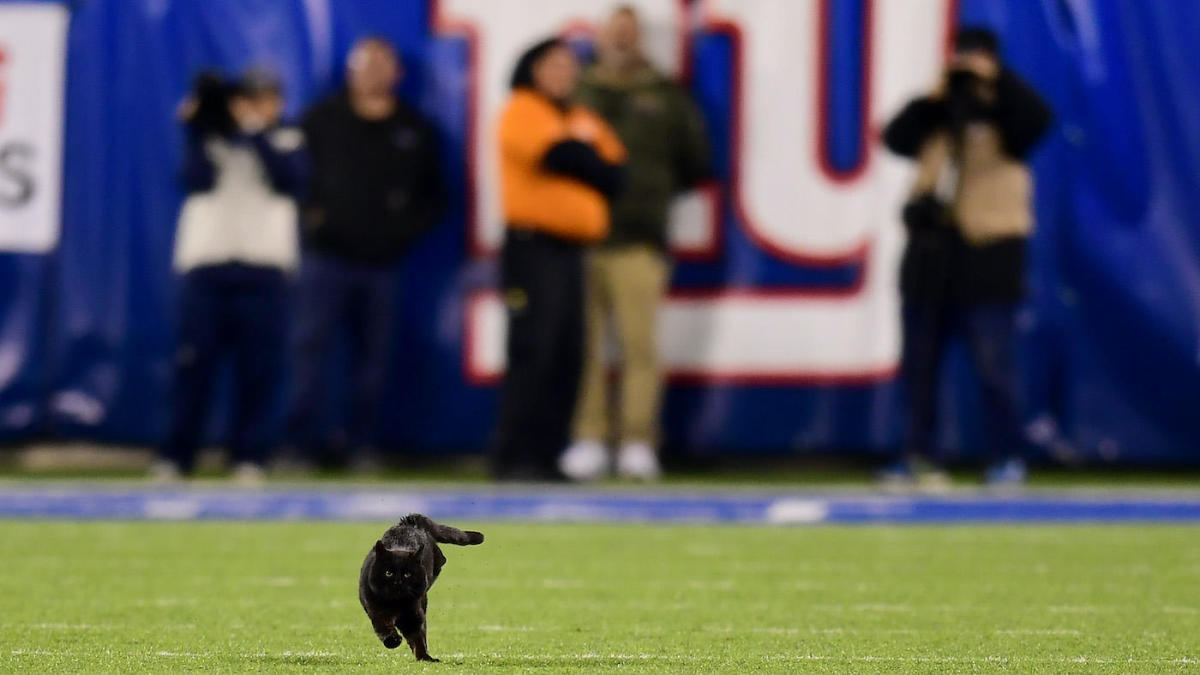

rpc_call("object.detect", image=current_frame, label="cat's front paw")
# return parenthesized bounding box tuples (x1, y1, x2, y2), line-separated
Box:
(382, 634, 403, 649)
(416, 655, 440, 663)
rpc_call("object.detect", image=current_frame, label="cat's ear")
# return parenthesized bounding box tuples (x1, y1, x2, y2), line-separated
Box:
(374, 540, 388, 556)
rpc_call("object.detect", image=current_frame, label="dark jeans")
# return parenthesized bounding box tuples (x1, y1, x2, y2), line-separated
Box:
(901, 300, 1026, 464)
(161, 264, 287, 472)
(490, 230, 585, 480)
(290, 250, 398, 460)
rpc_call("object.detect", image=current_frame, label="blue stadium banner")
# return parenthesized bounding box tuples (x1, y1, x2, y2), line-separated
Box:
(0, 0, 1197, 463)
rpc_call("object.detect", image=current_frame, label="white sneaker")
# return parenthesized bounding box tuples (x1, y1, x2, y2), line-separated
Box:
(616, 441, 661, 482)
(230, 462, 267, 487)
(558, 440, 610, 482)
(149, 460, 183, 484)
(916, 469, 953, 494)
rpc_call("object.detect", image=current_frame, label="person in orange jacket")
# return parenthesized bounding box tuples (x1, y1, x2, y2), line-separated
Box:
(490, 38, 627, 481)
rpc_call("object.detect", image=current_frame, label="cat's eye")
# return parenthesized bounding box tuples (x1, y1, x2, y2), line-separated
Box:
(384, 570, 393, 578)
(403, 572, 412, 579)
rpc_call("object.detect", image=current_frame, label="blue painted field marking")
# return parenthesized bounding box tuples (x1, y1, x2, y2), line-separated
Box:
(2, 487, 1200, 523)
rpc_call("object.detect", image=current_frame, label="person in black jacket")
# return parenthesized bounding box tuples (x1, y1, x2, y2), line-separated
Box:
(881, 27, 1052, 487)
(290, 37, 445, 470)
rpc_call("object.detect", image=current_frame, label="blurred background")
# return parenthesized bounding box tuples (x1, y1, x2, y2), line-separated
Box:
(0, 0, 1198, 481)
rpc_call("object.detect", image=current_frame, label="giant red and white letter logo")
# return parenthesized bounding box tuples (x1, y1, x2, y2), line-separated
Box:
(444, 0, 954, 384)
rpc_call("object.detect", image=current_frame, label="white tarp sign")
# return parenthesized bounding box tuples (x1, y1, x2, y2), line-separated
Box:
(0, 3, 69, 253)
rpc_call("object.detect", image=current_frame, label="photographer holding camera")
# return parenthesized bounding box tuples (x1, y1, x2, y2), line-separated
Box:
(154, 68, 308, 484)
(881, 28, 1052, 487)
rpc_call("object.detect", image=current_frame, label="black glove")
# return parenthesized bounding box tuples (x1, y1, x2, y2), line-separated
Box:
(902, 193, 950, 233)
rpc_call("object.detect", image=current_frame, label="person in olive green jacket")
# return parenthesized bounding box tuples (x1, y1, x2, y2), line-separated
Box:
(560, 5, 710, 482)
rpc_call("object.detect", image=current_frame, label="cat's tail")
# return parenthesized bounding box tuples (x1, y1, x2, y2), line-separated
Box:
(402, 514, 484, 546)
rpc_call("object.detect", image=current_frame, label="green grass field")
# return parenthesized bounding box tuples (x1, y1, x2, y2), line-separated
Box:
(2, 522, 1198, 673)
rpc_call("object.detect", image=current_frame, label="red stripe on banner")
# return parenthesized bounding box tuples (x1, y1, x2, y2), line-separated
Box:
(463, 289, 502, 387)
(945, 0, 960, 60)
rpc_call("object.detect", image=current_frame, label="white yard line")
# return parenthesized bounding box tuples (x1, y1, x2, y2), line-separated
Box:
(8, 649, 1198, 664)
(995, 628, 1082, 635)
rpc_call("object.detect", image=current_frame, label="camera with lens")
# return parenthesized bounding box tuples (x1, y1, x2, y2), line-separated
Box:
(945, 68, 981, 101)
(183, 68, 284, 137)
(184, 71, 237, 137)
(943, 67, 991, 129)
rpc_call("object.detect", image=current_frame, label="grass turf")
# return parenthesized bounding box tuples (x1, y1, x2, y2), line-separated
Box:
(1, 522, 1197, 673)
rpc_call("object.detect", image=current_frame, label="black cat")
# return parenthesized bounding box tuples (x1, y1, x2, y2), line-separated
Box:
(359, 514, 484, 661)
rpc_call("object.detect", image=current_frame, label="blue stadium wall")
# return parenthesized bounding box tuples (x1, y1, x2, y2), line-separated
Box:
(0, 0, 1197, 464)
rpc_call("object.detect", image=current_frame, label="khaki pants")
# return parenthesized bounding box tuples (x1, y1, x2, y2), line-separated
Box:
(574, 245, 669, 444)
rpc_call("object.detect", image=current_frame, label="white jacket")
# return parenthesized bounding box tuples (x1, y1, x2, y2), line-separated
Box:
(173, 130, 301, 273)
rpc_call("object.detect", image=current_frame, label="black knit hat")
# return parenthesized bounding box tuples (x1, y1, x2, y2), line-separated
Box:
(955, 26, 1000, 56)
(510, 37, 567, 90)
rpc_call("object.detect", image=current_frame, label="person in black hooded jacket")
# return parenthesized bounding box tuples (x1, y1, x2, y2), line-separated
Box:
(881, 27, 1052, 487)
